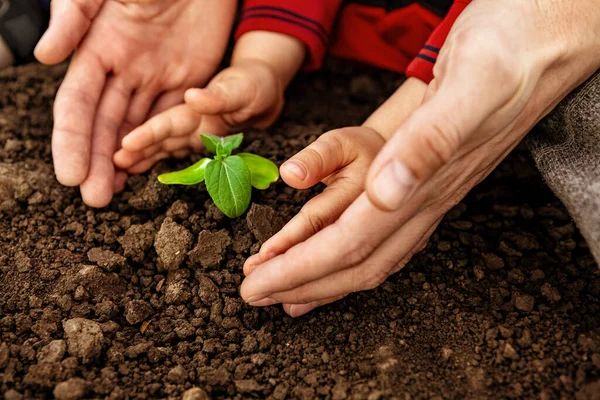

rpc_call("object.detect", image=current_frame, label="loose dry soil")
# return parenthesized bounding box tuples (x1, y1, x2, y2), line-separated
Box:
(1, 61, 599, 400)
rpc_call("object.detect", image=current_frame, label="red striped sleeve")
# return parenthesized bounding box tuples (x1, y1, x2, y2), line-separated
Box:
(234, 0, 344, 71)
(405, 0, 472, 83)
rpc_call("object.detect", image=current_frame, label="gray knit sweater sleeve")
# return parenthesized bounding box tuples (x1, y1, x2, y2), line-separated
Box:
(528, 70, 600, 264)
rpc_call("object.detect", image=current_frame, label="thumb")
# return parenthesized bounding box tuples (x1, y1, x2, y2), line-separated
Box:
(184, 76, 252, 116)
(34, 0, 105, 64)
(365, 74, 509, 211)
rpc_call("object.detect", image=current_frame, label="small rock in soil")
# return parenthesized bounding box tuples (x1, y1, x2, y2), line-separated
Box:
(118, 222, 155, 262)
(63, 318, 103, 364)
(124, 300, 153, 325)
(246, 204, 285, 244)
(37, 340, 66, 363)
(53, 378, 89, 400)
(182, 387, 210, 400)
(86, 247, 126, 272)
(154, 217, 193, 270)
(188, 229, 231, 269)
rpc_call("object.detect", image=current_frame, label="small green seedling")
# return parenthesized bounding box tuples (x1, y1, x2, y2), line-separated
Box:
(158, 133, 279, 218)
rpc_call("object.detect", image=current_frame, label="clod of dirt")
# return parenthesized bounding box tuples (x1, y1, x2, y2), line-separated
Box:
(182, 387, 210, 400)
(124, 300, 153, 325)
(154, 217, 193, 271)
(483, 253, 505, 270)
(246, 204, 285, 244)
(188, 229, 231, 269)
(118, 222, 156, 262)
(576, 380, 600, 400)
(541, 283, 562, 302)
(197, 274, 219, 305)
(165, 270, 192, 305)
(167, 365, 188, 384)
(167, 199, 190, 220)
(63, 318, 103, 364)
(128, 172, 175, 210)
(86, 248, 126, 272)
(3, 389, 23, 400)
(235, 379, 263, 393)
(69, 265, 127, 301)
(514, 294, 535, 313)
(53, 378, 89, 400)
(37, 340, 66, 363)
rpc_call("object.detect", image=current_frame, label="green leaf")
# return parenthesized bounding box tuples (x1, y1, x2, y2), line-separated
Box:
(238, 153, 279, 190)
(157, 158, 211, 185)
(205, 155, 252, 218)
(200, 133, 244, 157)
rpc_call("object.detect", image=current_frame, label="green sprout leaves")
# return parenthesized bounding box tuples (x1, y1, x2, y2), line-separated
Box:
(205, 155, 251, 218)
(157, 133, 279, 218)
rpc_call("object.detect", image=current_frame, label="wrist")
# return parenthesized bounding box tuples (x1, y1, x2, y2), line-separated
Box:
(233, 31, 305, 89)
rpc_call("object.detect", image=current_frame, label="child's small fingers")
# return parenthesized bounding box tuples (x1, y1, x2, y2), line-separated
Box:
(257, 179, 363, 263)
(113, 141, 161, 169)
(280, 128, 365, 189)
(127, 152, 170, 175)
(121, 105, 201, 152)
(185, 78, 250, 116)
(114, 171, 128, 193)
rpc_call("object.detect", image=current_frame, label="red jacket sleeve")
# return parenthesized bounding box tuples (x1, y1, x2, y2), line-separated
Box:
(234, 0, 344, 71)
(405, 0, 472, 83)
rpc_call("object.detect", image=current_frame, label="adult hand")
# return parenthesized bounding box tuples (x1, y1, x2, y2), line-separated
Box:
(35, 0, 236, 207)
(240, 0, 600, 317)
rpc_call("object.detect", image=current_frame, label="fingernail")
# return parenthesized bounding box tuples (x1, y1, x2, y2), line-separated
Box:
(288, 302, 319, 318)
(372, 160, 417, 210)
(282, 161, 307, 181)
(249, 297, 278, 307)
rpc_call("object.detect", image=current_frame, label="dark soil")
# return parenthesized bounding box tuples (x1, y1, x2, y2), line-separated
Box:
(1, 60, 599, 400)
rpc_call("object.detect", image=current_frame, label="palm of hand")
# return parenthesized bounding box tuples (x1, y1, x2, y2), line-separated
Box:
(48, 0, 235, 207)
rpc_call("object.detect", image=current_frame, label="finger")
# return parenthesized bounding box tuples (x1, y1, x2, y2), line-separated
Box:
(365, 38, 521, 212)
(278, 129, 354, 189)
(185, 78, 252, 116)
(256, 183, 362, 265)
(35, 0, 105, 64)
(51, 51, 107, 186)
(253, 128, 383, 263)
(80, 77, 132, 207)
(240, 192, 419, 303)
(362, 77, 427, 139)
(284, 295, 346, 318)
(114, 171, 128, 193)
(121, 105, 202, 152)
(260, 210, 441, 307)
(148, 89, 186, 119)
(280, 127, 384, 189)
(127, 152, 170, 175)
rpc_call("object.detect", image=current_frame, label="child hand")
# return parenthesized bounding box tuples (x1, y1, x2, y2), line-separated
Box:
(241, 77, 428, 316)
(113, 59, 284, 174)
(244, 126, 385, 277)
